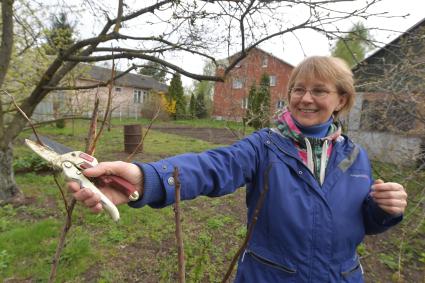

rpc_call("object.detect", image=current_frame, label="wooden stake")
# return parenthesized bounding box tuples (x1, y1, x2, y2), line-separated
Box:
(173, 167, 186, 283)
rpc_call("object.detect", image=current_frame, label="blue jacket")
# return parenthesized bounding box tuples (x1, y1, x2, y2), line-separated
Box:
(132, 129, 402, 282)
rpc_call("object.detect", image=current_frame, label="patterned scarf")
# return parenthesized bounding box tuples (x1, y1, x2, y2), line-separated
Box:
(274, 108, 342, 184)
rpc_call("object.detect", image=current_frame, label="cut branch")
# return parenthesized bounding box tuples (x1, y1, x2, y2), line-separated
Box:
(173, 167, 186, 283)
(222, 164, 272, 282)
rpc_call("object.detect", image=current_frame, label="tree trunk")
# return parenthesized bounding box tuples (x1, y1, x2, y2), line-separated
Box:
(0, 143, 23, 204)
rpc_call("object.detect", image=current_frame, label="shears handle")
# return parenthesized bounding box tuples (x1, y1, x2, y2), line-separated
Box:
(62, 161, 120, 221)
(79, 163, 140, 201)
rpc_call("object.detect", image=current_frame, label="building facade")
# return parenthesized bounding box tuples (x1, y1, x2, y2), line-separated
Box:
(213, 48, 293, 121)
(349, 18, 425, 165)
(32, 64, 168, 121)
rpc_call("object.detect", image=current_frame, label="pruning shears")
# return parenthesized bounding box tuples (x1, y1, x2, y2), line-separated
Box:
(25, 136, 140, 221)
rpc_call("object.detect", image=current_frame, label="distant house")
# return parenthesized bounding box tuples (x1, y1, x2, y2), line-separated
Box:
(213, 47, 293, 121)
(32, 64, 168, 121)
(348, 18, 425, 165)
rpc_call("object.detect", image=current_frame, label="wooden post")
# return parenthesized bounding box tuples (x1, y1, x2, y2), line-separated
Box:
(173, 167, 185, 283)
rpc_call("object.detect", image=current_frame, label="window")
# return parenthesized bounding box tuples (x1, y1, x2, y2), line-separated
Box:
(276, 100, 285, 109)
(270, 75, 276, 87)
(242, 97, 249, 109)
(261, 56, 268, 68)
(133, 89, 143, 103)
(143, 91, 149, 103)
(232, 78, 243, 89)
(115, 87, 122, 92)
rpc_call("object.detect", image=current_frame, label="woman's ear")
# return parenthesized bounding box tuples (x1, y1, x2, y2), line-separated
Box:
(336, 94, 348, 111)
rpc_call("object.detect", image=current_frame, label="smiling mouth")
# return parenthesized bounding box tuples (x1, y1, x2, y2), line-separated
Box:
(299, 109, 318, 113)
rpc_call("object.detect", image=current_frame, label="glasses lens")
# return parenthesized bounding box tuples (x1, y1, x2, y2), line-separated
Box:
(311, 88, 330, 97)
(292, 87, 305, 96)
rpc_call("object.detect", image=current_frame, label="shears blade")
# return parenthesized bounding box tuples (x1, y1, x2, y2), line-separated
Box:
(25, 139, 63, 169)
(29, 135, 74, 155)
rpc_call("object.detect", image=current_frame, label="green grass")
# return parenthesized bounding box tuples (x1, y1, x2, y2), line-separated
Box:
(365, 160, 425, 282)
(6, 118, 424, 282)
(7, 118, 241, 281)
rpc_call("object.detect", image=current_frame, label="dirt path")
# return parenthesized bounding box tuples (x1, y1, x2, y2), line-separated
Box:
(151, 125, 243, 145)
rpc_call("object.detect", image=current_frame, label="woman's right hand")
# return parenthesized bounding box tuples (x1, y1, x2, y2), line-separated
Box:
(67, 161, 143, 214)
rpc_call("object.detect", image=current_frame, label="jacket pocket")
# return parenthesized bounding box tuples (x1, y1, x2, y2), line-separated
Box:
(245, 249, 297, 275)
(340, 255, 363, 282)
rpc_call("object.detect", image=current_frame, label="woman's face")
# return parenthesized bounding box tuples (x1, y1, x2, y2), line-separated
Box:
(288, 78, 347, 127)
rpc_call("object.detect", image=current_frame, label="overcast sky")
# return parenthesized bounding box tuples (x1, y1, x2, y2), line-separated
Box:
(68, 0, 425, 87)
(261, 0, 425, 66)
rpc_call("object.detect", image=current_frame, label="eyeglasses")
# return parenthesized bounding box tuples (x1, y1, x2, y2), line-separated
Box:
(290, 87, 338, 98)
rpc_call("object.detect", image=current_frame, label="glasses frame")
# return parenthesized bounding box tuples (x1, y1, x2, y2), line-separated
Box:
(290, 86, 339, 98)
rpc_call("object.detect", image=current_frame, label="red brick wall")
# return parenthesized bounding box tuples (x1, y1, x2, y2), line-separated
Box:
(213, 48, 293, 121)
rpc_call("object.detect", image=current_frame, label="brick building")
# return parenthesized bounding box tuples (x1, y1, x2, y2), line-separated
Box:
(213, 47, 293, 121)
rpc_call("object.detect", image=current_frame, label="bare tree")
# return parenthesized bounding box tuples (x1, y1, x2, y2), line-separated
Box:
(352, 22, 425, 166)
(0, 0, 398, 202)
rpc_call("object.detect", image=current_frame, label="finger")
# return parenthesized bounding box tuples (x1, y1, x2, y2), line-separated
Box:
(376, 204, 404, 215)
(374, 179, 384, 185)
(84, 194, 101, 208)
(372, 182, 404, 192)
(371, 191, 407, 200)
(73, 187, 95, 202)
(83, 161, 136, 177)
(67, 181, 81, 193)
(90, 203, 103, 213)
(373, 198, 407, 207)
(82, 162, 116, 178)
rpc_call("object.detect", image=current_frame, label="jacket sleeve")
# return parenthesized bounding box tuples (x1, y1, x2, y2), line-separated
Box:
(129, 131, 264, 208)
(354, 146, 403, 235)
(363, 196, 403, 235)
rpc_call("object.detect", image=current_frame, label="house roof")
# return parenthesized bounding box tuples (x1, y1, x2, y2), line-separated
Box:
(354, 17, 425, 68)
(254, 47, 294, 67)
(79, 64, 168, 92)
(218, 46, 294, 68)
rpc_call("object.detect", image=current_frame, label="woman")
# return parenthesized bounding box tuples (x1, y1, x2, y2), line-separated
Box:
(68, 56, 407, 282)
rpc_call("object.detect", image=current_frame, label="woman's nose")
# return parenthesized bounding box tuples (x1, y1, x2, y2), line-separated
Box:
(299, 90, 315, 102)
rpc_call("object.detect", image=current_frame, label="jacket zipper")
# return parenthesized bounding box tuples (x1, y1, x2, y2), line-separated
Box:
(268, 134, 317, 181)
(245, 249, 297, 274)
(341, 262, 361, 278)
(268, 131, 346, 188)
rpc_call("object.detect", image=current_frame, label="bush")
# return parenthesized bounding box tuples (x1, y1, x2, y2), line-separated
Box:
(13, 153, 50, 173)
(140, 93, 171, 121)
(55, 119, 66, 128)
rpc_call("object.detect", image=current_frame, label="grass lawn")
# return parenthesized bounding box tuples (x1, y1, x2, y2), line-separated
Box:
(2, 118, 424, 282)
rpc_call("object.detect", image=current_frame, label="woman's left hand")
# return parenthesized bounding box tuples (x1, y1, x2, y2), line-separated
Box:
(370, 179, 407, 216)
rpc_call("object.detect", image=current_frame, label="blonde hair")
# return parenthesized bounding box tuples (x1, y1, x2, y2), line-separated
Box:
(287, 56, 355, 118)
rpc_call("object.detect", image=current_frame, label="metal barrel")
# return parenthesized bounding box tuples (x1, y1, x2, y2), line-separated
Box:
(124, 124, 142, 153)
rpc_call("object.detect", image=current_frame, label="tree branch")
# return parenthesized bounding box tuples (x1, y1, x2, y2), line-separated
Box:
(43, 65, 137, 91)
(66, 53, 224, 82)
(113, 0, 124, 33)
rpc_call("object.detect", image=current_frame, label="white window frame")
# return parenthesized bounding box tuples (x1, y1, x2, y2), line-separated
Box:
(261, 56, 268, 68)
(133, 89, 142, 103)
(242, 97, 249, 109)
(270, 75, 277, 87)
(232, 78, 243, 89)
(276, 100, 285, 109)
(143, 91, 149, 103)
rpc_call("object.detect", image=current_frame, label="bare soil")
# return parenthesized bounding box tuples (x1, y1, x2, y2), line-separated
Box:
(151, 124, 241, 145)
